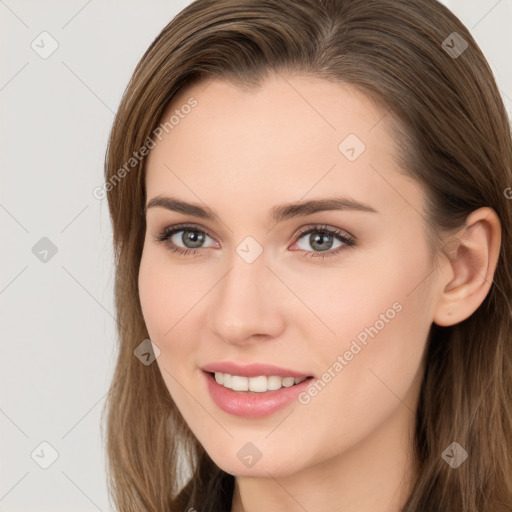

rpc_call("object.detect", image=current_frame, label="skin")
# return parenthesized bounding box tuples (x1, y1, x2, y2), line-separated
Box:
(138, 73, 501, 512)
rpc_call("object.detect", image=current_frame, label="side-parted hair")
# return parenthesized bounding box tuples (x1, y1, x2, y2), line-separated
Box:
(102, 1, 512, 510)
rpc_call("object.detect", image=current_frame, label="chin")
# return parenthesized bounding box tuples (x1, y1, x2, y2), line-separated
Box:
(208, 448, 304, 478)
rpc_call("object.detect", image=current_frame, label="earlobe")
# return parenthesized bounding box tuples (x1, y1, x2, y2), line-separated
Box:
(433, 207, 501, 327)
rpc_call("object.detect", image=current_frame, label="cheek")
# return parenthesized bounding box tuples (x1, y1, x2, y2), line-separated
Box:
(283, 247, 428, 350)
(292, 238, 433, 397)
(138, 253, 189, 383)
(289, 286, 430, 469)
(138, 250, 169, 339)
(138, 246, 211, 378)
(305, 247, 432, 412)
(138, 246, 199, 340)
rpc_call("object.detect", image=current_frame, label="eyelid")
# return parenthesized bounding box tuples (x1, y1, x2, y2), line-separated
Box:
(293, 224, 355, 243)
(153, 222, 216, 241)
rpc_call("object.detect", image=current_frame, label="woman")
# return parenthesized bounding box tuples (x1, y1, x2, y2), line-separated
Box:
(101, 0, 512, 510)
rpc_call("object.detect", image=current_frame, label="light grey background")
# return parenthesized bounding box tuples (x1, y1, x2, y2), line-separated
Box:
(1, 1, 510, 510)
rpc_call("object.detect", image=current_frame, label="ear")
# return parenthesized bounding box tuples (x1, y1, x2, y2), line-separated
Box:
(433, 207, 501, 327)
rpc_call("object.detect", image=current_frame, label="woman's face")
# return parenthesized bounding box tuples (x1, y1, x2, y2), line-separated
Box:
(139, 74, 440, 477)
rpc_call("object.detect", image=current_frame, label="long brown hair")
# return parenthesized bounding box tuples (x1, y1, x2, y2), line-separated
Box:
(101, 0, 512, 510)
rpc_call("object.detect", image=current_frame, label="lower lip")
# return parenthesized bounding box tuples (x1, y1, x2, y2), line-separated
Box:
(203, 371, 314, 418)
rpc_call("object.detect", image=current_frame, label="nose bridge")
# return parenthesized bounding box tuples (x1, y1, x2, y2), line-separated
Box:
(209, 245, 284, 343)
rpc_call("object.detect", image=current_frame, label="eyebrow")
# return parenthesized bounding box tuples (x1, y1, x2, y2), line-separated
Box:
(145, 194, 378, 223)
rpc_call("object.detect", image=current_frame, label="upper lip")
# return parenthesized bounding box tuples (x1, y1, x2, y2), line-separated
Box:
(201, 361, 312, 378)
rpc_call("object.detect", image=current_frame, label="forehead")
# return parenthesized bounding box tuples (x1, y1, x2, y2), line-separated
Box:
(160, 74, 387, 146)
(144, 74, 423, 220)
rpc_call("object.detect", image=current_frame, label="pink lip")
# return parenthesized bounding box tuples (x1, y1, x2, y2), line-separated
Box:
(202, 371, 314, 418)
(200, 361, 312, 378)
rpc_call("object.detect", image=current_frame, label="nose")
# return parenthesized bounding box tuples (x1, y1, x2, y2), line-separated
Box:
(208, 250, 286, 346)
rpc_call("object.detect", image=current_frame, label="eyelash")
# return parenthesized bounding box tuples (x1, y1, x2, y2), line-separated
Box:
(153, 223, 356, 259)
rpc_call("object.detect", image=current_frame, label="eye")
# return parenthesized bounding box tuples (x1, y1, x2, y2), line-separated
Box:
(291, 224, 355, 259)
(153, 223, 356, 259)
(153, 223, 217, 256)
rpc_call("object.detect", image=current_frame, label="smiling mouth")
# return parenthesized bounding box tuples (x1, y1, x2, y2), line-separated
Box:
(207, 371, 314, 393)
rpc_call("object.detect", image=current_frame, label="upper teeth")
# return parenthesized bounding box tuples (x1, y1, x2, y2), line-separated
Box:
(214, 372, 307, 392)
